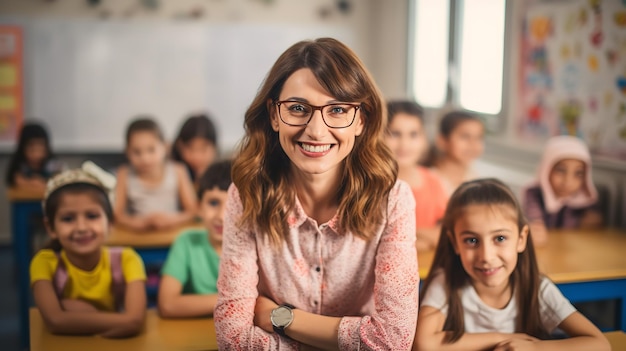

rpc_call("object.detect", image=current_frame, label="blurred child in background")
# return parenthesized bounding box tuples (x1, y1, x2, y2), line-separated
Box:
(6, 121, 63, 192)
(158, 160, 231, 318)
(171, 113, 218, 186)
(385, 100, 447, 251)
(523, 135, 602, 245)
(430, 111, 484, 196)
(414, 178, 609, 351)
(114, 117, 197, 231)
(31, 167, 146, 337)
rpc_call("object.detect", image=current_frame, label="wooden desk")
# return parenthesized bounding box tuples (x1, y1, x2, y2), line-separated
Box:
(107, 223, 203, 275)
(30, 308, 218, 351)
(106, 223, 203, 306)
(8, 187, 44, 349)
(605, 331, 626, 351)
(107, 223, 202, 248)
(533, 229, 626, 283)
(7, 187, 45, 201)
(418, 229, 626, 331)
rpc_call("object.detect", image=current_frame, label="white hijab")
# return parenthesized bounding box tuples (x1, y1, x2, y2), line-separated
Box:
(530, 135, 598, 214)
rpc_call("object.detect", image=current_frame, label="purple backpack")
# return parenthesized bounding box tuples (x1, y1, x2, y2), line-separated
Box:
(53, 247, 126, 311)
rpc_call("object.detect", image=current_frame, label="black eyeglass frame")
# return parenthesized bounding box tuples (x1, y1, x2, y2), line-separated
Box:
(274, 100, 362, 129)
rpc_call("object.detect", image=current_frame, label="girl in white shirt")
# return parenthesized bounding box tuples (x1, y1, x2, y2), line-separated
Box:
(414, 178, 609, 351)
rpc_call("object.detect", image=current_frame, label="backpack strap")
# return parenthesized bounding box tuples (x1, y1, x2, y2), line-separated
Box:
(52, 248, 126, 311)
(53, 251, 68, 300)
(108, 247, 126, 311)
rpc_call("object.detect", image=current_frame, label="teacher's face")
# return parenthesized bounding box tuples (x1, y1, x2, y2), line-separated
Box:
(271, 68, 364, 179)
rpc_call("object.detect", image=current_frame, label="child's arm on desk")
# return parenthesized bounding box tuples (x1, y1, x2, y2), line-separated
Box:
(157, 275, 217, 318)
(33, 279, 147, 338)
(579, 210, 603, 228)
(494, 312, 610, 351)
(413, 305, 538, 351)
(113, 166, 150, 231)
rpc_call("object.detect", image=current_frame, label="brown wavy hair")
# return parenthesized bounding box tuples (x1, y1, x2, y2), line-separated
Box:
(420, 178, 548, 343)
(232, 37, 397, 245)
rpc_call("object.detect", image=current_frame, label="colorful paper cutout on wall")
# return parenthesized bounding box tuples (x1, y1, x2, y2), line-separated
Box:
(0, 95, 17, 110)
(618, 76, 626, 95)
(519, 0, 626, 160)
(530, 16, 552, 42)
(588, 54, 599, 71)
(559, 99, 583, 137)
(0, 63, 17, 87)
(0, 26, 23, 142)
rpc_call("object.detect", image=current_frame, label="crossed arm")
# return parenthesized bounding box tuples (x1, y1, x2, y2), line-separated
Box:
(413, 306, 610, 351)
(32, 279, 146, 338)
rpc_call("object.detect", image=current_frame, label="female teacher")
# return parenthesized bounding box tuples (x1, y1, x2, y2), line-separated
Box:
(214, 37, 419, 350)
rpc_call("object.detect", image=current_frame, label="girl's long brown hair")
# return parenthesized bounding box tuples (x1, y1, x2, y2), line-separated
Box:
(420, 178, 548, 343)
(232, 38, 396, 245)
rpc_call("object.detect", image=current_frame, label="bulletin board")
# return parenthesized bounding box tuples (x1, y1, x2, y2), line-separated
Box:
(0, 25, 23, 142)
(0, 18, 355, 152)
(518, 0, 626, 160)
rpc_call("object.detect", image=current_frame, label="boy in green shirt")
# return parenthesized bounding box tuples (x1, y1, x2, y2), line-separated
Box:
(158, 160, 231, 318)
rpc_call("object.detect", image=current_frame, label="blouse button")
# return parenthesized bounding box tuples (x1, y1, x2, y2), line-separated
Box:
(315, 266, 321, 272)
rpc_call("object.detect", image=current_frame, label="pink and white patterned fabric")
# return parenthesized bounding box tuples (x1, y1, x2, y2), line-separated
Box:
(215, 181, 419, 350)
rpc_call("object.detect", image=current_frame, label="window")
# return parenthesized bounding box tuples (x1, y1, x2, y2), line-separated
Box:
(410, 0, 507, 115)
(411, 0, 449, 108)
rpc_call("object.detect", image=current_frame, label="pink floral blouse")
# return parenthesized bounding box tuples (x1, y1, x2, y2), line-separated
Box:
(214, 181, 419, 350)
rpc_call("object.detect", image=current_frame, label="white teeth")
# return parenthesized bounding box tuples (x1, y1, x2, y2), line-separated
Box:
(478, 267, 498, 273)
(301, 143, 331, 153)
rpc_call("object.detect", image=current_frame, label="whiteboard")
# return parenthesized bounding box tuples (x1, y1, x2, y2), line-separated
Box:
(0, 18, 355, 152)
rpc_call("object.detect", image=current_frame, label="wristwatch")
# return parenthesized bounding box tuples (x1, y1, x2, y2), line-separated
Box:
(270, 303, 295, 337)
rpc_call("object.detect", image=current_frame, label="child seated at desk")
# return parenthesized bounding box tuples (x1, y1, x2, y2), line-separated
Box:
(428, 111, 484, 196)
(522, 135, 603, 245)
(414, 178, 610, 351)
(5, 121, 63, 192)
(171, 113, 218, 187)
(30, 167, 147, 337)
(158, 160, 231, 318)
(384, 100, 447, 251)
(114, 117, 198, 231)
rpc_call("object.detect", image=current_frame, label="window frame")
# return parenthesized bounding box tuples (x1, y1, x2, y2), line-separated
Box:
(407, 0, 512, 133)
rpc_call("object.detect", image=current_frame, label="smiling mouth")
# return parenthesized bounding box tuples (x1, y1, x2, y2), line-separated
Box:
(475, 267, 502, 276)
(71, 233, 97, 244)
(299, 142, 333, 153)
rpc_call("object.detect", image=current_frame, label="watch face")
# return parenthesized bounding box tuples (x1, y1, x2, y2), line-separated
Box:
(271, 306, 293, 327)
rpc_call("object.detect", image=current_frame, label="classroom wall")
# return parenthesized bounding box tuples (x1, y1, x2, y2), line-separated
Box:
(0, 0, 371, 26)
(367, 0, 409, 100)
(0, 0, 376, 65)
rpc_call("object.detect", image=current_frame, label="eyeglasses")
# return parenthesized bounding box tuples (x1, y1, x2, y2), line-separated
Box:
(274, 100, 361, 129)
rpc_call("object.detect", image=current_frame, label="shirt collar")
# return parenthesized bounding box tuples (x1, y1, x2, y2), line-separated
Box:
(288, 195, 341, 234)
